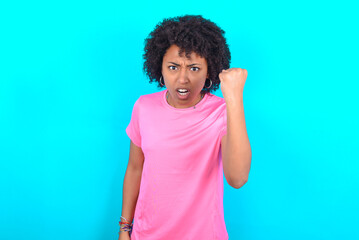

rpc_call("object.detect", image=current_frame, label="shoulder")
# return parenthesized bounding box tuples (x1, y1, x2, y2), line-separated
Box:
(205, 93, 226, 108)
(207, 93, 225, 102)
(134, 90, 164, 107)
(140, 90, 163, 101)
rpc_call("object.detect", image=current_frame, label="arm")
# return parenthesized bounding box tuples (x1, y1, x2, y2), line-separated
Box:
(219, 68, 252, 189)
(221, 96, 252, 189)
(119, 140, 145, 239)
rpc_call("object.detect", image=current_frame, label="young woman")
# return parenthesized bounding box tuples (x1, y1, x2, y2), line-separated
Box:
(119, 15, 251, 240)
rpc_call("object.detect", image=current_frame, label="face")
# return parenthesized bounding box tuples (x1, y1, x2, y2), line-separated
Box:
(161, 44, 208, 108)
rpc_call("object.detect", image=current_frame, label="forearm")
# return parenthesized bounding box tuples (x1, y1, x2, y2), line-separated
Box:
(223, 96, 251, 184)
(121, 166, 143, 223)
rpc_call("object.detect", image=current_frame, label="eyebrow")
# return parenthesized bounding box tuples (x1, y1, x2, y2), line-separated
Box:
(168, 62, 201, 66)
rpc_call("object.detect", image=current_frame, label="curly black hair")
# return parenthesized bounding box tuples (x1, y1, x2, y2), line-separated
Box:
(143, 15, 231, 94)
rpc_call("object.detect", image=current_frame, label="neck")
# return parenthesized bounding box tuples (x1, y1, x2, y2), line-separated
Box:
(166, 91, 204, 108)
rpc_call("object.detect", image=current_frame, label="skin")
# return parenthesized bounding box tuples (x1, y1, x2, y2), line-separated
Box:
(219, 68, 251, 188)
(161, 44, 209, 108)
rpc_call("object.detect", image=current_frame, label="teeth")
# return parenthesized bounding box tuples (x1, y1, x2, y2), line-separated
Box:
(178, 89, 188, 92)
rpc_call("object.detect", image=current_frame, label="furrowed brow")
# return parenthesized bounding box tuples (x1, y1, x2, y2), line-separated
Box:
(188, 63, 201, 66)
(168, 62, 201, 66)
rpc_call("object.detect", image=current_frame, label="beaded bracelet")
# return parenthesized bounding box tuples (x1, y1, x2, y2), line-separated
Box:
(119, 216, 133, 235)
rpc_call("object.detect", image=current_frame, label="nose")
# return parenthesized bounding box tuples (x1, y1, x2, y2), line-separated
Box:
(178, 67, 189, 84)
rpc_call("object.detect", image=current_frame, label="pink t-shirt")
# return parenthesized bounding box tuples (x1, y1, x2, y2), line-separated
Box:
(126, 89, 228, 240)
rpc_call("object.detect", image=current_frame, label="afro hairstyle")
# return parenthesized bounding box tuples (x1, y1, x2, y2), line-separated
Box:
(143, 14, 231, 94)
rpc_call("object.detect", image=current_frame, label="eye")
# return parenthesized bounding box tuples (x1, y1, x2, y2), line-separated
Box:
(191, 67, 200, 71)
(169, 66, 177, 70)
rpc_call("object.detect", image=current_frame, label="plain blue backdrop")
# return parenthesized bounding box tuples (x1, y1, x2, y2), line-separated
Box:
(1, 0, 358, 239)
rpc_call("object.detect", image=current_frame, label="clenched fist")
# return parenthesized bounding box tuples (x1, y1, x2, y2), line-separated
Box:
(219, 68, 248, 99)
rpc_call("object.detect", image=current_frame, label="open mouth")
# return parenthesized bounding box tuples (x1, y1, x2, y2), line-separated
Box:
(177, 88, 189, 96)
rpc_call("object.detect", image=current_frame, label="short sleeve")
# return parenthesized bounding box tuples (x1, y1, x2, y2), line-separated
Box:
(218, 106, 227, 140)
(125, 97, 142, 147)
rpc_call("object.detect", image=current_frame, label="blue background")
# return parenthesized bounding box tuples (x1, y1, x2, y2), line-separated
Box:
(1, 0, 358, 239)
